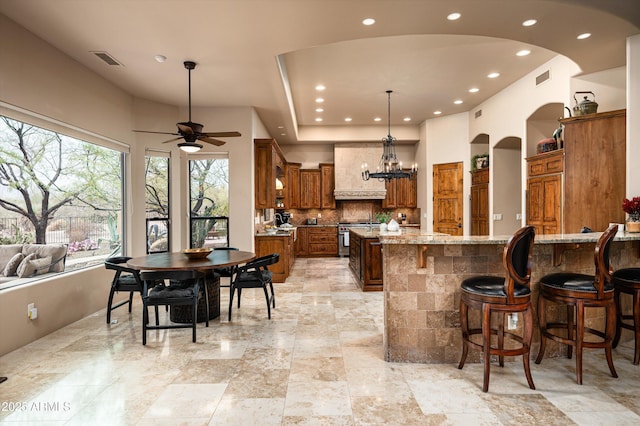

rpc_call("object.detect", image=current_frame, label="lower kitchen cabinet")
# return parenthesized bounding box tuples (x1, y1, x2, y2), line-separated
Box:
(254, 233, 295, 283)
(295, 226, 338, 257)
(348, 230, 383, 291)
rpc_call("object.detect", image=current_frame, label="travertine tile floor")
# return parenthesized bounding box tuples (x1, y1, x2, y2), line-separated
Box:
(1, 257, 640, 425)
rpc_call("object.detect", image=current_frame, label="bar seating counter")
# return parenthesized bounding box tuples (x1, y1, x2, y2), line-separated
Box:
(377, 228, 640, 364)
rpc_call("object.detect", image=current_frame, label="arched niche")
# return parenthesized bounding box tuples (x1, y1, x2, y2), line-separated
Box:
(470, 133, 489, 160)
(493, 136, 522, 235)
(525, 103, 565, 157)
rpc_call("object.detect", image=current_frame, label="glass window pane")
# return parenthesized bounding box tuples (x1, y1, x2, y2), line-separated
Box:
(189, 157, 229, 248)
(145, 155, 170, 253)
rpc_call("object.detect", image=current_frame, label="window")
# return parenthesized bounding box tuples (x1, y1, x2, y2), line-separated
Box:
(0, 115, 125, 272)
(145, 153, 170, 253)
(189, 156, 229, 248)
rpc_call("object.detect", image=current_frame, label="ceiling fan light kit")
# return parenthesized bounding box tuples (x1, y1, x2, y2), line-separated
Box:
(133, 60, 241, 152)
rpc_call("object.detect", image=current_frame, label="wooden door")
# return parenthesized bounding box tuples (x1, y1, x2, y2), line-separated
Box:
(287, 163, 301, 209)
(433, 162, 463, 235)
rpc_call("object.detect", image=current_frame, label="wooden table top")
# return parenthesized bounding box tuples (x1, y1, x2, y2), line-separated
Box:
(127, 250, 256, 271)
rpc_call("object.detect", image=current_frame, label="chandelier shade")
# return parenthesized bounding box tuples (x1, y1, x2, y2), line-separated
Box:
(362, 90, 417, 182)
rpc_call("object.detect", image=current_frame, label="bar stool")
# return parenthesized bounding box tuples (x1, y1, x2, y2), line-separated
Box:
(612, 267, 640, 365)
(458, 226, 536, 392)
(535, 225, 618, 384)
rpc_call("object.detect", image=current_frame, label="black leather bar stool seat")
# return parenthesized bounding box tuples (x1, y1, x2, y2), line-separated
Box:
(535, 225, 618, 385)
(612, 267, 640, 365)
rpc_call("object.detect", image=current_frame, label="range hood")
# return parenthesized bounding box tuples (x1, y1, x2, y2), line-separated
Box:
(333, 143, 386, 200)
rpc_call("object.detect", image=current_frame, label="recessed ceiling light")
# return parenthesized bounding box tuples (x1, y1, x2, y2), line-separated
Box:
(577, 33, 591, 40)
(344, 117, 352, 122)
(434, 111, 442, 115)
(447, 12, 461, 21)
(469, 87, 479, 93)
(154, 54, 167, 63)
(454, 100, 463, 105)
(487, 72, 500, 79)
(277, 125, 284, 129)
(516, 49, 531, 56)
(315, 108, 324, 113)
(315, 98, 324, 103)
(374, 117, 382, 122)
(522, 19, 537, 27)
(280, 133, 286, 136)
(403, 117, 411, 122)
(315, 84, 326, 91)
(315, 118, 323, 122)
(362, 18, 375, 26)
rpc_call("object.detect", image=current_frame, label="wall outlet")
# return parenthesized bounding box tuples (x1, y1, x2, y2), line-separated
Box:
(516, 213, 522, 220)
(507, 313, 518, 330)
(493, 213, 503, 221)
(317, 213, 321, 218)
(27, 303, 37, 320)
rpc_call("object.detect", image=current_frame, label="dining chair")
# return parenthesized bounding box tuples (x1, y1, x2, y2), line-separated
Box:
(228, 253, 279, 321)
(213, 247, 239, 288)
(140, 269, 206, 345)
(104, 256, 144, 324)
(535, 224, 618, 384)
(458, 225, 536, 392)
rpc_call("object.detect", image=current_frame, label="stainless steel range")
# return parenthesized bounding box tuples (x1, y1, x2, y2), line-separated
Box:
(338, 222, 374, 256)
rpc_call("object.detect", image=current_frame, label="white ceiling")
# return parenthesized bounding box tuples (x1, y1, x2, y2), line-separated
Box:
(0, 0, 638, 145)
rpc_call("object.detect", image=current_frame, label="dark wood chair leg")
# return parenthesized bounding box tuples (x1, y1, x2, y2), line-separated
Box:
(613, 288, 623, 348)
(458, 301, 469, 369)
(535, 295, 547, 364)
(523, 304, 535, 390)
(605, 300, 618, 378)
(567, 303, 574, 360)
(482, 303, 491, 393)
(576, 301, 584, 385)
(498, 313, 505, 368)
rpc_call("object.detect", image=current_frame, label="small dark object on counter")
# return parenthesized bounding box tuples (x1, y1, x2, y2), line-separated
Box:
(581, 226, 593, 233)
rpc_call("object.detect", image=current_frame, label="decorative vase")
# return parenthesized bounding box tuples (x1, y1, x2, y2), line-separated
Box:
(627, 221, 640, 233)
(379, 223, 387, 232)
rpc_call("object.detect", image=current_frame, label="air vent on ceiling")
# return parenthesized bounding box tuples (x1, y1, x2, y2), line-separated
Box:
(92, 51, 122, 66)
(474, 109, 482, 119)
(536, 70, 550, 86)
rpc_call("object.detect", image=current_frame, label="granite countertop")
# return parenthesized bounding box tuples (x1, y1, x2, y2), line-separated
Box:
(348, 227, 640, 245)
(295, 224, 338, 228)
(255, 228, 296, 237)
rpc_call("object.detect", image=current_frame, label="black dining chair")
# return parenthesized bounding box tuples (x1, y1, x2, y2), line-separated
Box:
(104, 256, 144, 324)
(140, 269, 206, 345)
(228, 253, 279, 321)
(213, 247, 239, 288)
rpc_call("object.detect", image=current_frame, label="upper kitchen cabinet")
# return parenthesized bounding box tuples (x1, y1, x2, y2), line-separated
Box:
(320, 163, 336, 209)
(286, 162, 301, 209)
(382, 172, 417, 209)
(526, 109, 626, 234)
(300, 169, 321, 209)
(255, 138, 286, 209)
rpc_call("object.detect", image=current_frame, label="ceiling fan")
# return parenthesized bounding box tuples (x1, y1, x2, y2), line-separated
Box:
(133, 61, 241, 152)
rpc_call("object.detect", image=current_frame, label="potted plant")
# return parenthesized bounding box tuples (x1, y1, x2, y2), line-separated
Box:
(622, 196, 640, 232)
(471, 153, 489, 171)
(374, 211, 392, 231)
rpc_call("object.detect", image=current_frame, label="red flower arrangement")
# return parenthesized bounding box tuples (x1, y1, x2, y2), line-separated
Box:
(622, 197, 640, 221)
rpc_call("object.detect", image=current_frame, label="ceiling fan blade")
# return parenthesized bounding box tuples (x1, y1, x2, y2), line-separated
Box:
(201, 131, 241, 138)
(177, 123, 195, 134)
(161, 137, 184, 144)
(199, 136, 226, 146)
(133, 130, 179, 136)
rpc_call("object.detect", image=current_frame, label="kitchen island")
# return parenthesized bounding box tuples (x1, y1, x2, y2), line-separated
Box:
(378, 229, 640, 364)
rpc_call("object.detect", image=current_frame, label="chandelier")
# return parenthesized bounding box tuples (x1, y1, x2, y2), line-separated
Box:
(361, 90, 417, 181)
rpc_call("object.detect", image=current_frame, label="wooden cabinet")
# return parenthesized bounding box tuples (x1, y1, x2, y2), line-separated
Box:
(348, 230, 383, 291)
(526, 109, 626, 234)
(562, 110, 626, 233)
(295, 226, 338, 257)
(320, 163, 336, 209)
(286, 162, 301, 209)
(300, 169, 321, 209)
(254, 138, 286, 210)
(382, 174, 417, 208)
(470, 168, 489, 236)
(255, 233, 294, 283)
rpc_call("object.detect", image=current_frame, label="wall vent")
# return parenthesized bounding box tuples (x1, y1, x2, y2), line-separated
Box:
(536, 70, 550, 86)
(474, 109, 482, 119)
(92, 51, 122, 66)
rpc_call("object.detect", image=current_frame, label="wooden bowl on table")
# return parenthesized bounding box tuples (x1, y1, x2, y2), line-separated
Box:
(181, 248, 213, 260)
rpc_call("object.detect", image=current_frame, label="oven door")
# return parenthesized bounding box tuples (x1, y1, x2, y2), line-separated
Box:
(339, 230, 350, 256)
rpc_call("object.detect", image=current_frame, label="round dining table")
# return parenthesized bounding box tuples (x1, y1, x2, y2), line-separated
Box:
(127, 249, 256, 322)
